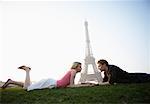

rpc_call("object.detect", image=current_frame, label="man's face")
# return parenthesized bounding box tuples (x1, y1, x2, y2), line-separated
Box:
(97, 63, 106, 72)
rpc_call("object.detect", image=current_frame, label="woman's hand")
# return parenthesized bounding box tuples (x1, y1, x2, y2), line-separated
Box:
(98, 82, 110, 85)
(67, 83, 96, 88)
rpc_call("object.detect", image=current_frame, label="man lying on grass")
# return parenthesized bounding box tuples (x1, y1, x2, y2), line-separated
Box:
(97, 59, 150, 85)
(1, 62, 95, 91)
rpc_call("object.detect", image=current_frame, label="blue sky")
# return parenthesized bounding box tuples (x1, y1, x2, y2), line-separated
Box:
(0, 0, 149, 82)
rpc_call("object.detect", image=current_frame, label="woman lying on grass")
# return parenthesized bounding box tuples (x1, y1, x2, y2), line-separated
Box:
(1, 62, 95, 91)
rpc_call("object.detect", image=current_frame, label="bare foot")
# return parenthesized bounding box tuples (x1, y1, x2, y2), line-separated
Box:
(18, 65, 31, 71)
(1, 79, 12, 89)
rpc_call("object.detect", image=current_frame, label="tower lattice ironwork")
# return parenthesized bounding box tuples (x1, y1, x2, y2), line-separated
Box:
(79, 21, 103, 84)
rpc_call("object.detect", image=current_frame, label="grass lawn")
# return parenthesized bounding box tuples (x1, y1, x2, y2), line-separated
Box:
(0, 83, 150, 104)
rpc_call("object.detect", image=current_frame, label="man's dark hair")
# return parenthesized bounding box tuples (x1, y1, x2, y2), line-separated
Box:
(97, 59, 109, 66)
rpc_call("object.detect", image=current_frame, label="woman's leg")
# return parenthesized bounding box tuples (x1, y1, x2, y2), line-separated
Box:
(27, 78, 57, 91)
(23, 69, 31, 89)
(1, 79, 24, 89)
(18, 66, 31, 89)
(1, 66, 31, 89)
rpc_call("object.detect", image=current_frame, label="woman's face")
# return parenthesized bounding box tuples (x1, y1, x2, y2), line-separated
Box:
(76, 64, 82, 72)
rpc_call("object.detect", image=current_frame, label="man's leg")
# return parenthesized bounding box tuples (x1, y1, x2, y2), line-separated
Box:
(128, 73, 150, 83)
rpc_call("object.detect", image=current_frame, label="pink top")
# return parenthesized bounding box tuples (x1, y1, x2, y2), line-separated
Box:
(56, 70, 72, 88)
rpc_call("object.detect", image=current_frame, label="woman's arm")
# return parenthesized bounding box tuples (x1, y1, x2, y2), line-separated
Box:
(68, 70, 96, 87)
(69, 69, 76, 86)
(98, 82, 110, 85)
(67, 83, 96, 88)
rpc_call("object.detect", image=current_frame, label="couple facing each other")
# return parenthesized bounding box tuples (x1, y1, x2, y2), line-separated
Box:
(2, 59, 150, 91)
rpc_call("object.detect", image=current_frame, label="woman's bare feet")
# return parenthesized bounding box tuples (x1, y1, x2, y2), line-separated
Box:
(18, 65, 31, 71)
(1, 79, 12, 89)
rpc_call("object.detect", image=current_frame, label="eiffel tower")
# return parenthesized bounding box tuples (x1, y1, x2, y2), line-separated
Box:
(79, 21, 103, 84)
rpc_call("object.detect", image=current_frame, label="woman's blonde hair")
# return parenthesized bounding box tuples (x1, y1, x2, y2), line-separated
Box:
(71, 62, 81, 69)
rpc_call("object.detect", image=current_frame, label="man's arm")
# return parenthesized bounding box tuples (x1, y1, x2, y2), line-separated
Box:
(109, 67, 118, 84)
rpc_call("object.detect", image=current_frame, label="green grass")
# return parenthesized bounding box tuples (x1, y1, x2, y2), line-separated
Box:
(0, 83, 150, 104)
